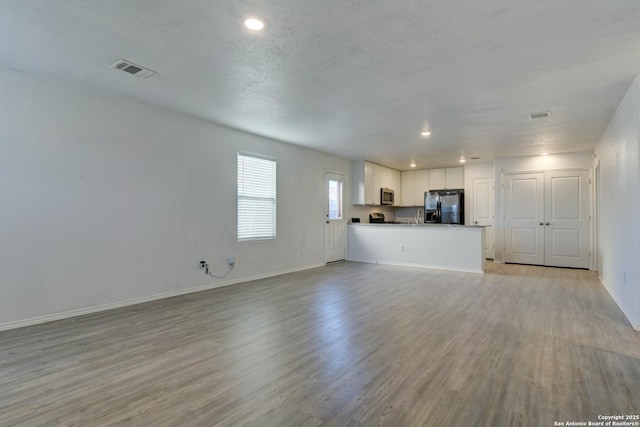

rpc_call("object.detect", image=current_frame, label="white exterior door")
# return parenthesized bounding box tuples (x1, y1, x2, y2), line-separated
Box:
(544, 170, 590, 268)
(325, 172, 346, 263)
(473, 178, 495, 259)
(504, 173, 545, 265)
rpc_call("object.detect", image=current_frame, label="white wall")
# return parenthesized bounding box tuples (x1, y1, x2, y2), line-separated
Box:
(0, 66, 350, 328)
(493, 151, 594, 263)
(594, 76, 640, 330)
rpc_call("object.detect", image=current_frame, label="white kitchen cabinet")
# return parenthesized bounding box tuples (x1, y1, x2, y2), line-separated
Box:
(445, 167, 464, 189)
(400, 170, 429, 206)
(414, 169, 429, 205)
(364, 162, 374, 204)
(352, 160, 375, 205)
(374, 164, 401, 205)
(352, 160, 401, 205)
(428, 168, 446, 190)
(400, 171, 415, 206)
(389, 169, 401, 195)
(372, 163, 384, 205)
(429, 167, 464, 190)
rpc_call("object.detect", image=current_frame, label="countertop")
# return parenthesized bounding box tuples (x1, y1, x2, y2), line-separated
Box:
(349, 223, 489, 228)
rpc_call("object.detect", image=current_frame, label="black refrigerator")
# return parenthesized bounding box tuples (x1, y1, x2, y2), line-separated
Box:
(424, 190, 464, 224)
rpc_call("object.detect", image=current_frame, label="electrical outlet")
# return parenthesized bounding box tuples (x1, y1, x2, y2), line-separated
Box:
(400, 245, 405, 252)
(227, 256, 236, 266)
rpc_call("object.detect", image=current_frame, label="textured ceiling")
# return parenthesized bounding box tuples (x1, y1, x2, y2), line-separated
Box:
(1, 0, 640, 170)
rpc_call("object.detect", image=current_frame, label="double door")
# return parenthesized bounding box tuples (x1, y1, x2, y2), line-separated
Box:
(504, 170, 590, 268)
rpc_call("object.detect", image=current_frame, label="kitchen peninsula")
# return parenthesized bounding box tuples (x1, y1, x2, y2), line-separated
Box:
(347, 223, 487, 273)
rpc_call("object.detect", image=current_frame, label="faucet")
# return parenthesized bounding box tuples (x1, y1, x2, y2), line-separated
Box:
(414, 207, 422, 224)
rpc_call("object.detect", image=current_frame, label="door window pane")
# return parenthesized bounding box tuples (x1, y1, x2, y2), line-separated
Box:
(328, 179, 343, 220)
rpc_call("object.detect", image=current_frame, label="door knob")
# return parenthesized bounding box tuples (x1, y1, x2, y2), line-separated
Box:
(545, 222, 550, 226)
(474, 221, 478, 224)
(539, 222, 544, 226)
(326, 220, 330, 224)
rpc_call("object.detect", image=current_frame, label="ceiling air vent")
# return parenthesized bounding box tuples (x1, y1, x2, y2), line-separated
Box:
(529, 111, 551, 120)
(110, 60, 155, 78)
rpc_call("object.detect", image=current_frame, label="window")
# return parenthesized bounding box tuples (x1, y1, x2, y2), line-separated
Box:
(328, 178, 343, 220)
(237, 153, 277, 241)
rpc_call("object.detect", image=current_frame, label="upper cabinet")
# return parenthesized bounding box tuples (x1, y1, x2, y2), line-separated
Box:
(352, 160, 374, 205)
(414, 169, 429, 203)
(352, 160, 401, 205)
(372, 163, 384, 205)
(445, 167, 464, 189)
(400, 170, 429, 206)
(428, 167, 464, 190)
(353, 161, 461, 205)
(400, 171, 415, 206)
(428, 169, 446, 190)
(389, 169, 401, 197)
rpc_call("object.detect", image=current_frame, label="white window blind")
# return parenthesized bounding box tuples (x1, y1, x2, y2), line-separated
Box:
(237, 153, 277, 241)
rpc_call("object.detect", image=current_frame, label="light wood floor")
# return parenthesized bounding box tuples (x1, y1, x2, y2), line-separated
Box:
(1, 262, 638, 426)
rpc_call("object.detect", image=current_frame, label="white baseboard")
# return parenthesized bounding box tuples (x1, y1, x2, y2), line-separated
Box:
(346, 259, 484, 274)
(0, 263, 324, 332)
(599, 276, 640, 331)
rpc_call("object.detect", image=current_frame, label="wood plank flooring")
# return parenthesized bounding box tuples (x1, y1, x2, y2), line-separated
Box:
(0, 262, 638, 426)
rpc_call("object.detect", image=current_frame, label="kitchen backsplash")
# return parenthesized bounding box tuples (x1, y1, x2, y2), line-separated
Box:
(349, 205, 395, 223)
(348, 205, 424, 224)
(394, 207, 424, 224)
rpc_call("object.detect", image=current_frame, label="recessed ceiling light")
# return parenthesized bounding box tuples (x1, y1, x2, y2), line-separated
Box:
(421, 131, 431, 137)
(540, 152, 549, 156)
(410, 161, 416, 168)
(459, 159, 466, 163)
(244, 18, 264, 30)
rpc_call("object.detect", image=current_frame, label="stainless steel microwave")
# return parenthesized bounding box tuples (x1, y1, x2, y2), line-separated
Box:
(381, 188, 394, 205)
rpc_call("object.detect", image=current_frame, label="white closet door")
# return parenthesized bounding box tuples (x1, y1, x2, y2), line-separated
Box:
(504, 173, 545, 265)
(544, 170, 590, 268)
